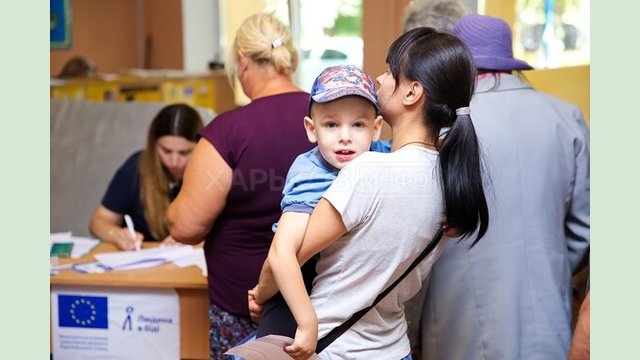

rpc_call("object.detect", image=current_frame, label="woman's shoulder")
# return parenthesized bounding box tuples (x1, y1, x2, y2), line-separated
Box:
(231, 91, 309, 113)
(340, 151, 391, 175)
(203, 91, 308, 129)
(119, 151, 143, 172)
(108, 151, 142, 186)
(246, 91, 310, 115)
(126, 150, 143, 162)
(356, 150, 394, 164)
(344, 149, 435, 174)
(253, 91, 309, 104)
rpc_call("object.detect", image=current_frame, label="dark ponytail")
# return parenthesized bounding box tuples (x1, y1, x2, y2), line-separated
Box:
(439, 111, 488, 245)
(387, 27, 489, 245)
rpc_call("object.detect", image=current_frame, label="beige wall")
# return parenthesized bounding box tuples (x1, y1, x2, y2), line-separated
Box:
(362, 0, 410, 139)
(526, 65, 590, 125)
(50, 0, 183, 76)
(50, 0, 139, 75)
(362, 0, 410, 79)
(221, 0, 267, 104)
(143, 0, 184, 69)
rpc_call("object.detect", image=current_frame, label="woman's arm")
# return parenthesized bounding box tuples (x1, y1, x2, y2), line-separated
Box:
(297, 199, 347, 264)
(89, 205, 143, 251)
(167, 139, 232, 245)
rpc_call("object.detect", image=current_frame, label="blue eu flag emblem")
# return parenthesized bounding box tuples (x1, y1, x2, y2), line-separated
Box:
(58, 294, 108, 329)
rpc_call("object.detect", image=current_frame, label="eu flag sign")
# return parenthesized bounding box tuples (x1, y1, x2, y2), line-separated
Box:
(58, 294, 108, 329)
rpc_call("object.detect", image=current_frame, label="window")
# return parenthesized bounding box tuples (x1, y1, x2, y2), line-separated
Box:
(222, 0, 363, 101)
(321, 49, 348, 60)
(513, 0, 590, 68)
(266, 0, 364, 91)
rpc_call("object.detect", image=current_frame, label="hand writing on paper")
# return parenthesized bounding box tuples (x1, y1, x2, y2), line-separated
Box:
(112, 228, 143, 251)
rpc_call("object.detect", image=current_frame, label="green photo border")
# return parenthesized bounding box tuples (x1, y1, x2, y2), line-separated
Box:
(50, 0, 71, 50)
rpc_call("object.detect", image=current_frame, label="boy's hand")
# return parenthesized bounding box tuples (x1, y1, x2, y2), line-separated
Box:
(247, 286, 264, 323)
(284, 325, 318, 360)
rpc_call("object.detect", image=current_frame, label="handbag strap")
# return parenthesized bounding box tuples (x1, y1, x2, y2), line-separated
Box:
(316, 227, 445, 353)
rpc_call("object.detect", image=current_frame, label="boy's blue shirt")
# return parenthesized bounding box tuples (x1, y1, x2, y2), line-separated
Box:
(272, 139, 391, 232)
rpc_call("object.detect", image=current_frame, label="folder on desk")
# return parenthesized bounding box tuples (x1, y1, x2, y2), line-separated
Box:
(50, 232, 100, 258)
(50, 242, 73, 258)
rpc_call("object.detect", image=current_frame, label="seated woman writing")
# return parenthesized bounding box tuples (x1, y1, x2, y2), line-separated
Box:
(89, 103, 204, 250)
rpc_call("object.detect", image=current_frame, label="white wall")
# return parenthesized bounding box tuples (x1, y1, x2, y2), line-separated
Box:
(182, 0, 220, 72)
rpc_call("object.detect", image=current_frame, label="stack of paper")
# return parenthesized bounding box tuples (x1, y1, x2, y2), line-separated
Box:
(50, 232, 208, 275)
(94, 246, 199, 271)
(171, 247, 207, 276)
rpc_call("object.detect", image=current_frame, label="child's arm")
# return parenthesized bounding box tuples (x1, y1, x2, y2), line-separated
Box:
(254, 212, 310, 304)
(266, 212, 319, 358)
(282, 200, 347, 359)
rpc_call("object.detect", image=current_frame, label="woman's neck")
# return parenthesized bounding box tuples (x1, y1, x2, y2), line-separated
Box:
(390, 115, 435, 152)
(244, 69, 301, 100)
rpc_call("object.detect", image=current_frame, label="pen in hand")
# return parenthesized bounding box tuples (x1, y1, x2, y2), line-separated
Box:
(124, 214, 141, 251)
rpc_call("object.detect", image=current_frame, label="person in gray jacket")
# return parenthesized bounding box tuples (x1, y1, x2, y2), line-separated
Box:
(421, 14, 590, 360)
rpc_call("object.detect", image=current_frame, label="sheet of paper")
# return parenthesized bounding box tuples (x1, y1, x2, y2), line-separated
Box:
(94, 246, 195, 271)
(172, 247, 207, 276)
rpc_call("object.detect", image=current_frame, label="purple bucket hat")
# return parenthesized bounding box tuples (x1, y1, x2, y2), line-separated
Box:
(453, 14, 533, 71)
(309, 64, 379, 113)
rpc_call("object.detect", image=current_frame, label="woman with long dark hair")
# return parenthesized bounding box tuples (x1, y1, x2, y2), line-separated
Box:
(251, 27, 489, 359)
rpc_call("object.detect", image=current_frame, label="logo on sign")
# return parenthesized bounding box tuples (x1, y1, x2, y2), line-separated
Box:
(122, 306, 134, 331)
(58, 294, 108, 329)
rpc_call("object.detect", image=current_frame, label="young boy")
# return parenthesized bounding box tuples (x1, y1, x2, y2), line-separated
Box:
(248, 64, 387, 348)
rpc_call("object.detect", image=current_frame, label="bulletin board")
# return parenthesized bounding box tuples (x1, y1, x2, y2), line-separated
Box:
(51, 0, 71, 49)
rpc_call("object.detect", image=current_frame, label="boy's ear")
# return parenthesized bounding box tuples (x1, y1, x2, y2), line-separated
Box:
(303, 116, 317, 143)
(402, 81, 424, 106)
(372, 115, 383, 142)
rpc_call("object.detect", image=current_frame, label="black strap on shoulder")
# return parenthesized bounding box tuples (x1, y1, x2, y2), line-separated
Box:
(316, 227, 444, 353)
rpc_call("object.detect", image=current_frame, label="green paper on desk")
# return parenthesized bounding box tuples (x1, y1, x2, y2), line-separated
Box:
(50, 242, 73, 258)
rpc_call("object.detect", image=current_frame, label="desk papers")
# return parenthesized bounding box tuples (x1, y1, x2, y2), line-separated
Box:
(50, 232, 101, 259)
(94, 246, 204, 273)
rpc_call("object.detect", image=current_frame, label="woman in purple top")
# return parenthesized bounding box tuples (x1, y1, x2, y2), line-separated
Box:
(167, 13, 313, 359)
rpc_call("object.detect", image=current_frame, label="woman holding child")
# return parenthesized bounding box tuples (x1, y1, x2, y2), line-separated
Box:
(250, 27, 490, 360)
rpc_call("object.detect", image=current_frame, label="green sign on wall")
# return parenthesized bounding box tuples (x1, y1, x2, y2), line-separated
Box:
(51, 0, 71, 49)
